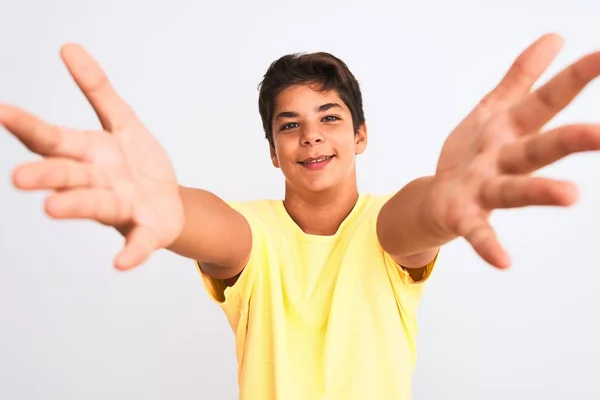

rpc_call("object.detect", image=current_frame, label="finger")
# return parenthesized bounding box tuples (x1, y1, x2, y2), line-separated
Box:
(498, 124, 600, 174)
(458, 217, 511, 269)
(481, 33, 563, 108)
(12, 158, 108, 191)
(60, 43, 139, 132)
(480, 175, 578, 209)
(114, 226, 158, 270)
(0, 104, 94, 159)
(45, 188, 132, 226)
(509, 50, 600, 135)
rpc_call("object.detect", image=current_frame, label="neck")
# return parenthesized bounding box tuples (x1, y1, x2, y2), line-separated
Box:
(283, 179, 359, 236)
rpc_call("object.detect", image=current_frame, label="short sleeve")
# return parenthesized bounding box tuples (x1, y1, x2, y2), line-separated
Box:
(383, 249, 439, 286)
(194, 201, 271, 318)
(368, 192, 440, 286)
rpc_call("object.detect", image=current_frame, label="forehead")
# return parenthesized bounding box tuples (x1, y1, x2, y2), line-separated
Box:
(274, 84, 347, 113)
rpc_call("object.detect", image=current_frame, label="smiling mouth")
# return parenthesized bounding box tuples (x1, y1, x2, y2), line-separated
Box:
(299, 155, 334, 165)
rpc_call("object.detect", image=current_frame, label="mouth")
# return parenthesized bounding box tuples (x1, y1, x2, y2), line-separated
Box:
(298, 155, 334, 170)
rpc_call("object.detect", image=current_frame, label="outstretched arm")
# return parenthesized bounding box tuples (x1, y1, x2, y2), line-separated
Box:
(377, 176, 446, 271)
(377, 33, 600, 271)
(1, 43, 251, 278)
(169, 187, 251, 279)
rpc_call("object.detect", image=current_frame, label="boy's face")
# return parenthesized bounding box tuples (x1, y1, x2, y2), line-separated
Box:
(270, 84, 367, 195)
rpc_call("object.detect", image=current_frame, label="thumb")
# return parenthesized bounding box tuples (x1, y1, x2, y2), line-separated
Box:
(459, 216, 512, 269)
(114, 225, 158, 270)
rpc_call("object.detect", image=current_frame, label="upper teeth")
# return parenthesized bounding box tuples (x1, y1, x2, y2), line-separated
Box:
(305, 156, 330, 164)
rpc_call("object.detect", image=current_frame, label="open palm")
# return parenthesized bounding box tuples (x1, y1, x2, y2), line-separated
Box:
(1, 44, 184, 270)
(430, 33, 600, 269)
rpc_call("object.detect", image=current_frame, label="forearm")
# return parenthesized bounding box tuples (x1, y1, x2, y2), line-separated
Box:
(166, 186, 251, 272)
(376, 176, 456, 261)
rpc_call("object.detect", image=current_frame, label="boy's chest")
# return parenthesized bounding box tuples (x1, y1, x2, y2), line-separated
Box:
(270, 235, 392, 321)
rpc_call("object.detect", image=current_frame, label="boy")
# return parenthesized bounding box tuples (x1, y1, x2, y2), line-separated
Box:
(2, 32, 600, 399)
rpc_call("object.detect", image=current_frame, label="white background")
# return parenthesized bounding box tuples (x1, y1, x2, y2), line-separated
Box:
(1, 1, 599, 399)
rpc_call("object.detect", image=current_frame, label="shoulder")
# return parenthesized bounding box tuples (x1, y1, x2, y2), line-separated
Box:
(225, 198, 281, 225)
(327, 192, 396, 238)
(198, 199, 283, 306)
(224, 198, 286, 245)
(361, 192, 395, 206)
(354, 192, 395, 219)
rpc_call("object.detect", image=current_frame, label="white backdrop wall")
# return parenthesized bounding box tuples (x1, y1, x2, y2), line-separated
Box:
(1, 1, 599, 399)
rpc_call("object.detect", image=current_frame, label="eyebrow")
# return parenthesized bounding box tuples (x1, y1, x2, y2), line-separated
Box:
(274, 102, 343, 120)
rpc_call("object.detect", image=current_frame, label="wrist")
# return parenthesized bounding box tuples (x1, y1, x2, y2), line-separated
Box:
(421, 176, 458, 245)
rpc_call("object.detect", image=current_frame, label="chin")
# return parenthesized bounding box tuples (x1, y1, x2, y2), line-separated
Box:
(293, 176, 345, 195)
(283, 162, 354, 195)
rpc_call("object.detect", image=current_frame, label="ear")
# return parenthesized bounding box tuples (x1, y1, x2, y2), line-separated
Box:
(354, 122, 368, 155)
(269, 145, 280, 168)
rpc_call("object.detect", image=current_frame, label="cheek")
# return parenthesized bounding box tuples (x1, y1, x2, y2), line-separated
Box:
(332, 134, 358, 157)
(274, 141, 296, 166)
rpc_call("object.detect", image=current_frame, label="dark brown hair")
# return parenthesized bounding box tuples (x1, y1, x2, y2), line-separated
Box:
(258, 52, 365, 147)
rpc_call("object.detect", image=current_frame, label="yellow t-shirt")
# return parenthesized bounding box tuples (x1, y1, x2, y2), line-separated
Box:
(197, 193, 437, 400)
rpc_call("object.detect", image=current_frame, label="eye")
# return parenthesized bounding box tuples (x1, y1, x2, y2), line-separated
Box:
(280, 122, 299, 131)
(322, 115, 340, 122)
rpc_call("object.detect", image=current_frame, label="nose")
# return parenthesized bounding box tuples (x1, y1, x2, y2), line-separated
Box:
(300, 126, 324, 146)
